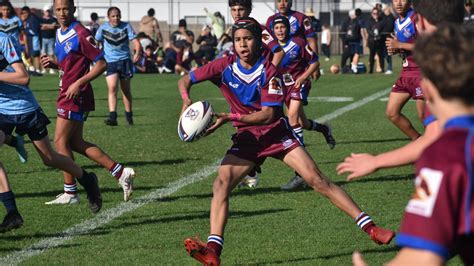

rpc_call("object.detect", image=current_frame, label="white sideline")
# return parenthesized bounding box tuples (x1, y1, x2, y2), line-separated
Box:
(0, 88, 390, 265)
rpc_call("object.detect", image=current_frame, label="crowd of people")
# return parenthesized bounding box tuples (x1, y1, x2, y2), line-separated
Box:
(0, 0, 473, 265)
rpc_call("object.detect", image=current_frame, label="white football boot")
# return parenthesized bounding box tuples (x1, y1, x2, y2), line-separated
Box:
(119, 168, 135, 202)
(238, 173, 259, 188)
(45, 193, 80, 205)
(281, 175, 307, 190)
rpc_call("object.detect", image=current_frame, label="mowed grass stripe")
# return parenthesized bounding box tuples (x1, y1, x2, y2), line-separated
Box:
(1, 87, 390, 265)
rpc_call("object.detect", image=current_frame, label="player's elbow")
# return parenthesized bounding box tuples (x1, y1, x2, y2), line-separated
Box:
(18, 73, 30, 86)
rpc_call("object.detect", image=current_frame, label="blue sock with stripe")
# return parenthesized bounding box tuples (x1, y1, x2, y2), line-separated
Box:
(355, 212, 376, 234)
(0, 191, 17, 213)
(109, 163, 124, 179)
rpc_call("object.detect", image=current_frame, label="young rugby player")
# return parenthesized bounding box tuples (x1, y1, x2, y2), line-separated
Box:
(179, 18, 395, 266)
(270, 16, 334, 190)
(41, 0, 134, 204)
(384, 0, 424, 141)
(337, 0, 465, 180)
(0, 31, 102, 213)
(95, 6, 141, 126)
(354, 23, 474, 266)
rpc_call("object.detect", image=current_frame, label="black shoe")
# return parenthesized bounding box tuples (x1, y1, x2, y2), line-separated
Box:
(0, 210, 24, 233)
(321, 123, 336, 150)
(104, 119, 118, 126)
(126, 117, 134, 126)
(80, 172, 102, 213)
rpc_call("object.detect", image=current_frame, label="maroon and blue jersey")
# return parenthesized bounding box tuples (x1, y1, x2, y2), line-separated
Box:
(267, 10, 316, 41)
(396, 115, 474, 264)
(189, 54, 285, 128)
(55, 20, 104, 112)
(279, 37, 318, 86)
(394, 9, 419, 72)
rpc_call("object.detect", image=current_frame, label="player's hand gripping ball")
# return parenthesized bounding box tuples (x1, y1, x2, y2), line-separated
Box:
(178, 101, 214, 142)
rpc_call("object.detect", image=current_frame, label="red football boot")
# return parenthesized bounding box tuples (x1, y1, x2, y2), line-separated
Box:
(184, 237, 220, 266)
(369, 226, 395, 245)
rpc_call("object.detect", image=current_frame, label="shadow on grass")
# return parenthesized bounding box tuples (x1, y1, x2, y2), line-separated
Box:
(0, 229, 110, 242)
(0, 243, 82, 253)
(105, 208, 290, 229)
(81, 158, 193, 170)
(248, 246, 399, 265)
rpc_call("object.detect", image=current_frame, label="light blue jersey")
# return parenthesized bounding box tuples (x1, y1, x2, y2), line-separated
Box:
(0, 33, 39, 115)
(0, 16, 23, 42)
(95, 21, 136, 62)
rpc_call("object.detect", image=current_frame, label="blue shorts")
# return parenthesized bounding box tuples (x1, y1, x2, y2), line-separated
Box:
(0, 108, 51, 141)
(106, 59, 134, 79)
(349, 42, 363, 55)
(27, 35, 41, 57)
(57, 109, 89, 122)
(41, 38, 55, 55)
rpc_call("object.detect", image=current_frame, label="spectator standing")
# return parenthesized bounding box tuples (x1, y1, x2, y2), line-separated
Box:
(171, 19, 194, 75)
(40, 4, 58, 74)
(204, 8, 225, 39)
(21, 6, 42, 75)
(86, 12, 100, 39)
(320, 24, 331, 61)
(382, 5, 395, 74)
(304, 7, 321, 33)
(465, 0, 474, 24)
(340, 10, 362, 72)
(139, 8, 163, 45)
(367, 7, 384, 73)
(194, 25, 217, 66)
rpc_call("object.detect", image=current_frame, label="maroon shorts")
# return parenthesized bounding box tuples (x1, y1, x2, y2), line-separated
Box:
(285, 79, 311, 106)
(226, 118, 302, 166)
(391, 73, 423, 100)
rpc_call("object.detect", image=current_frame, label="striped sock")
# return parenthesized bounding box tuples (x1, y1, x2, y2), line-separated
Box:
(292, 125, 304, 144)
(0, 191, 17, 213)
(207, 235, 223, 256)
(109, 162, 124, 179)
(64, 182, 77, 195)
(355, 212, 376, 234)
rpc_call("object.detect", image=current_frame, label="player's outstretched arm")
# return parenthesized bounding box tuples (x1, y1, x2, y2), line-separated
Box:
(0, 62, 29, 86)
(337, 121, 441, 181)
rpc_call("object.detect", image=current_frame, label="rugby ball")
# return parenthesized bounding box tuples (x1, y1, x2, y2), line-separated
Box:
(178, 101, 214, 142)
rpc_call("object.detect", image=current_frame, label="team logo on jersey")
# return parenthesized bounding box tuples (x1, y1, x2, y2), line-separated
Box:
(64, 41, 73, 53)
(403, 28, 412, 39)
(86, 36, 99, 48)
(405, 168, 443, 217)
(268, 77, 283, 95)
(415, 87, 423, 97)
(228, 81, 239, 89)
(262, 31, 274, 45)
(303, 18, 312, 30)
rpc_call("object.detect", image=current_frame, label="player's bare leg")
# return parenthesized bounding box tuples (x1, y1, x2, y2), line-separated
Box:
(185, 154, 254, 265)
(105, 74, 119, 126)
(119, 78, 133, 125)
(282, 146, 395, 244)
(386, 92, 421, 140)
(415, 98, 425, 122)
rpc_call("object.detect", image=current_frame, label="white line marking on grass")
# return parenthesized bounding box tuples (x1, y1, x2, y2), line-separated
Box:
(0, 160, 221, 266)
(307, 96, 354, 102)
(317, 88, 391, 123)
(1, 88, 390, 265)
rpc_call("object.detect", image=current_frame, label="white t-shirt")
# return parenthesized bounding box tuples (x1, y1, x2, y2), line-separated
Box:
(321, 28, 330, 44)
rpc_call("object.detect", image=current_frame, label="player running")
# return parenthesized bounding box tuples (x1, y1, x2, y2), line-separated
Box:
(354, 23, 474, 266)
(337, 0, 465, 181)
(95, 6, 141, 126)
(179, 18, 395, 266)
(0, 31, 102, 214)
(270, 15, 334, 190)
(384, 0, 424, 141)
(41, 0, 134, 205)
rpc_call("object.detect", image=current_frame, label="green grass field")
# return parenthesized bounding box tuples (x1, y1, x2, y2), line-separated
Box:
(0, 57, 455, 265)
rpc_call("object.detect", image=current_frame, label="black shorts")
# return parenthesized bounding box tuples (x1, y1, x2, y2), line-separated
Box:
(0, 108, 51, 141)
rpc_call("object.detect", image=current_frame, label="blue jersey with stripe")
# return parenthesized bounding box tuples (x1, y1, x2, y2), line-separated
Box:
(394, 9, 416, 43)
(95, 22, 136, 62)
(0, 33, 38, 115)
(0, 16, 23, 42)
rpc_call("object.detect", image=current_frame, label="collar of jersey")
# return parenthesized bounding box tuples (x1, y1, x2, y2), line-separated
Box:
(60, 20, 78, 34)
(236, 56, 265, 74)
(444, 115, 474, 130)
(398, 8, 414, 24)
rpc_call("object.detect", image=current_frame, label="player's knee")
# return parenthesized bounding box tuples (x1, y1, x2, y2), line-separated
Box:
(307, 174, 331, 194)
(212, 176, 231, 198)
(385, 109, 400, 122)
